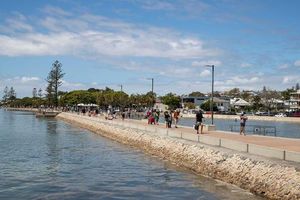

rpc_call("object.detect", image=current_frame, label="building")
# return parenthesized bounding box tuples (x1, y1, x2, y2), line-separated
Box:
(181, 96, 230, 111)
(212, 97, 230, 112)
(230, 98, 251, 110)
(289, 90, 300, 111)
(181, 96, 210, 108)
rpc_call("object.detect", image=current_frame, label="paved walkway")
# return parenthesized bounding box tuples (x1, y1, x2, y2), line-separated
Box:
(103, 116, 300, 152)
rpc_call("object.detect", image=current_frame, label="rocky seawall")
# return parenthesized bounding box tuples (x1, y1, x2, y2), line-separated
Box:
(57, 112, 300, 200)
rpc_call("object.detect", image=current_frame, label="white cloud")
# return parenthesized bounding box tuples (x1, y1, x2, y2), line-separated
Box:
(199, 69, 211, 77)
(282, 75, 300, 84)
(240, 62, 251, 68)
(20, 76, 40, 83)
(61, 80, 85, 89)
(0, 13, 33, 33)
(192, 60, 222, 67)
(0, 12, 220, 59)
(278, 64, 289, 69)
(43, 5, 72, 17)
(215, 76, 260, 87)
(141, 1, 176, 10)
(294, 60, 300, 67)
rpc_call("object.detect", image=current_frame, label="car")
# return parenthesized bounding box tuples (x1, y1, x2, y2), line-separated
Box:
(275, 113, 287, 117)
(287, 111, 300, 117)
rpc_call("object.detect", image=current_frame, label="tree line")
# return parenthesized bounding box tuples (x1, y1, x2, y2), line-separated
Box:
(1, 60, 299, 112)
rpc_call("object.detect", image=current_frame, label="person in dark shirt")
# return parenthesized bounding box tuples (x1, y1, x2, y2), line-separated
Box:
(164, 111, 171, 128)
(195, 110, 204, 134)
(240, 112, 248, 136)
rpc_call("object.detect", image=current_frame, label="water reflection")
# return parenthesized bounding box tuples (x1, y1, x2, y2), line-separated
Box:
(0, 109, 263, 200)
(178, 118, 300, 138)
(46, 120, 60, 176)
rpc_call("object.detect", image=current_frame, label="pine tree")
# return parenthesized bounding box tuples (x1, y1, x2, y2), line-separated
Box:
(46, 60, 65, 107)
(2, 86, 8, 103)
(46, 82, 54, 106)
(38, 88, 43, 98)
(8, 87, 16, 100)
(32, 88, 37, 98)
(296, 83, 300, 90)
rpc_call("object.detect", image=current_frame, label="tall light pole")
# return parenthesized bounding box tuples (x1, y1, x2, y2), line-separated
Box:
(147, 78, 154, 107)
(118, 84, 123, 92)
(205, 65, 215, 125)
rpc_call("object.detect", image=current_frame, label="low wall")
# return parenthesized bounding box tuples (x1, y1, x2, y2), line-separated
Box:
(57, 113, 300, 200)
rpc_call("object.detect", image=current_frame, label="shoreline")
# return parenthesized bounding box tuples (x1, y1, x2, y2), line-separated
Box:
(3, 107, 300, 123)
(57, 112, 300, 200)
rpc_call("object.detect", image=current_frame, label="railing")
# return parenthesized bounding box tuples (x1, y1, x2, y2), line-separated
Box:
(229, 124, 277, 136)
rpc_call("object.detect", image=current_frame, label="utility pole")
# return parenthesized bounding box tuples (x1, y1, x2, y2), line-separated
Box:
(205, 65, 215, 125)
(147, 78, 154, 107)
(118, 84, 123, 92)
(151, 78, 154, 95)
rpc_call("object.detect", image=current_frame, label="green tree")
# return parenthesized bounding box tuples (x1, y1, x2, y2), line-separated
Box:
(161, 93, 181, 110)
(260, 87, 281, 111)
(188, 91, 204, 97)
(45, 82, 54, 106)
(46, 60, 65, 107)
(281, 88, 295, 100)
(2, 86, 9, 103)
(224, 88, 240, 97)
(184, 102, 196, 109)
(38, 88, 43, 98)
(32, 88, 37, 98)
(8, 87, 16, 100)
(200, 100, 218, 111)
(60, 90, 96, 106)
(251, 95, 263, 111)
(296, 83, 300, 90)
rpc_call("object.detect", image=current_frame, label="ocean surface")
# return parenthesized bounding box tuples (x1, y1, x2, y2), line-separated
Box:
(178, 117, 300, 138)
(0, 109, 263, 200)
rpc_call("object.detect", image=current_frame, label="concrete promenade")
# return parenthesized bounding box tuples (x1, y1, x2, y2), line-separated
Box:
(94, 114, 300, 163)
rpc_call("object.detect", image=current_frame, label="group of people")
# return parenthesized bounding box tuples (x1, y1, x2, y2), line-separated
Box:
(163, 109, 181, 128)
(146, 109, 161, 125)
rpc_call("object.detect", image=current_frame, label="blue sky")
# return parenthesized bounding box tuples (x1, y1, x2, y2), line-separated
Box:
(0, 0, 300, 97)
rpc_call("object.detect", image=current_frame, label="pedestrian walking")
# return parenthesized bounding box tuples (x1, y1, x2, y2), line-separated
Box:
(240, 112, 248, 136)
(195, 110, 204, 134)
(173, 109, 180, 128)
(164, 111, 171, 128)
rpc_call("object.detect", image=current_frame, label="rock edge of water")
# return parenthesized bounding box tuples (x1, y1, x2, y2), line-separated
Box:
(57, 113, 300, 200)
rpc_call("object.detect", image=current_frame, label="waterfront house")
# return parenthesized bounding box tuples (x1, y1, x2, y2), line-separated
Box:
(230, 98, 251, 110)
(213, 97, 230, 112)
(289, 90, 300, 111)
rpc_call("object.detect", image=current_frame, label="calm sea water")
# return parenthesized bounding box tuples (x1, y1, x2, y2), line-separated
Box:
(178, 118, 300, 138)
(0, 109, 263, 200)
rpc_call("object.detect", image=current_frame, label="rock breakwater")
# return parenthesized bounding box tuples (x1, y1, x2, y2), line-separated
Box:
(57, 113, 300, 200)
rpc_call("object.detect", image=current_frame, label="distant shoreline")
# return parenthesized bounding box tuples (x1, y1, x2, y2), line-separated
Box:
(3, 107, 300, 123)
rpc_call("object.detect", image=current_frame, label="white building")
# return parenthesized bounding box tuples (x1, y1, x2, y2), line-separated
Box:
(212, 97, 230, 112)
(289, 90, 300, 111)
(230, 98, 251, 110)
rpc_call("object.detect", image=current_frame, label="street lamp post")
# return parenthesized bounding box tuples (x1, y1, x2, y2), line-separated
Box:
(118, 84, 123, 92)
(205, 65, 215, 125)
(147, 78, 154, 107)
